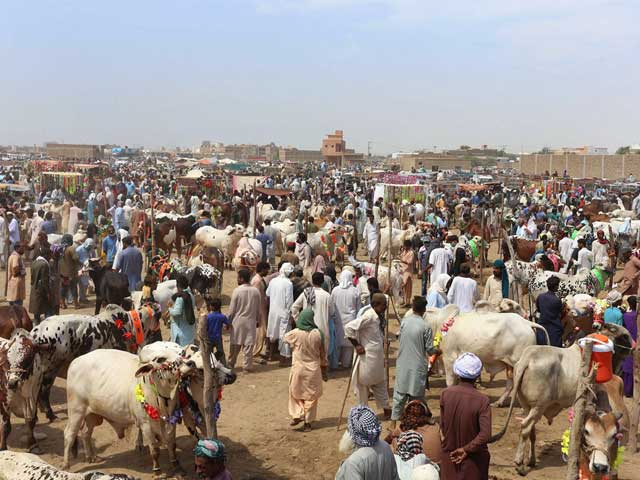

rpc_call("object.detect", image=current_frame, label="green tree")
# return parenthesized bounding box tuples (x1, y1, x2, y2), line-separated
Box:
(616, 146, 631, 154)
(538, 147, 552, 154)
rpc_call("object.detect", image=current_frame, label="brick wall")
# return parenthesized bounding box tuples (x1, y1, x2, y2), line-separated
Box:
(519, 154, 640, 179)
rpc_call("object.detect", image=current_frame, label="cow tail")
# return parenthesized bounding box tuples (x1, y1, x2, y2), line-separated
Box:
(489, 360, 527, 443)
(527, 322, 550, 345)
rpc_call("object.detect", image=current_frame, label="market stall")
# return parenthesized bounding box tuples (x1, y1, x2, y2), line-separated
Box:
(39, 172, 85, 195)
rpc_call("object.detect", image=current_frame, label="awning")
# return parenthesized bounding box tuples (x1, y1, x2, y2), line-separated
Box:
(458, 183, 488, 192)
(255, 186, 292, 196)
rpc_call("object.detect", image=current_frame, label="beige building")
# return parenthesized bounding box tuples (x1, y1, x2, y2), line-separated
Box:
(322, 130, 364, 168)
(46, 143, 103, 160)
(519, 154, 640, 179)
(399, 153, 472, 171)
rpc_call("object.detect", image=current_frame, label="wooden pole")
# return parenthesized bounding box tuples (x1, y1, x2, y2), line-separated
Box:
(565, 341, 597, 480)
(498, 187, 505, 255)
(252, 180, 258, 237)
(150, 186, 156, 257)
(479, 208, 485, 286)
(385, 196, 393, 394)
(197, 312, 219, 438)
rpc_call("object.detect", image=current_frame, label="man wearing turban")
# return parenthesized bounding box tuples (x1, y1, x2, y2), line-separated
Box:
(336, 405, 399, 479)
(439, 352, 491, 479)
(482, 259, 509, 308)
(194, 438, 231, 479)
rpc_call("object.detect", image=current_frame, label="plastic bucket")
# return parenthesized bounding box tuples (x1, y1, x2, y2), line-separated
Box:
(577, 333, 614, 384)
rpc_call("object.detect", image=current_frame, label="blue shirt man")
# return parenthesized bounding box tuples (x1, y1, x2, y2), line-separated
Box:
(102, 228, 118, 264)
(255, 227, 272, 262)
(113, 236, 143, 292)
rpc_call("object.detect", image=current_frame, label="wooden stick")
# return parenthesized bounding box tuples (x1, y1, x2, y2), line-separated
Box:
(337, 356, 359, 431)
(197, 310, 219, 438)
(565, 341, 597, 480)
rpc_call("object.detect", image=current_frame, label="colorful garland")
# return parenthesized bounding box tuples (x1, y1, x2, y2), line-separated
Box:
(135, 383, 161, 421)
(440, 317, 456, 337)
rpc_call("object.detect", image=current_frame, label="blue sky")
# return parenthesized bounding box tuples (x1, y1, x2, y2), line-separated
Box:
(2, 0, 639, 153)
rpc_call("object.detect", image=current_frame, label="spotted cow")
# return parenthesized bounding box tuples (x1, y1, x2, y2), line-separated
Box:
(0, 451, 138, 479)
(0, 329, 51, 452)
(32, 304, 161, 421)
(509, 261, 610, 302)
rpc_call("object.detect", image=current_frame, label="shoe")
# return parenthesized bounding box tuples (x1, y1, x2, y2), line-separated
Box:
(290, 418, 303, 426)
(303, 423, 312, 432)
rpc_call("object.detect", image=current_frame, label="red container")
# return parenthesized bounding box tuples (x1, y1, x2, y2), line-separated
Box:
(578, 333, 614, 384)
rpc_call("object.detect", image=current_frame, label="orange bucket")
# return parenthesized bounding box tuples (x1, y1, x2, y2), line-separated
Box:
(578, 333, 614, 384)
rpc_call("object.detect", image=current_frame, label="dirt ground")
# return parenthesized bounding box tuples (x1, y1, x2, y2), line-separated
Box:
(5, 239, 640, 479)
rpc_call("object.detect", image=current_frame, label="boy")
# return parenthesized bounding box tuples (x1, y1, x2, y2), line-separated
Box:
(205, 297, 231, 365)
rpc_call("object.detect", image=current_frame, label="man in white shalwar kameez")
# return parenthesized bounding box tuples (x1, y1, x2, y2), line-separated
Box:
(295, 233, 313, 279)
(362, 215, 379, 262)
(266, 262, 295, 361)
(344, 293, 391, 418)
(0, 212, 7, 269)
(331, 270, 361, 369)
(29, 211, 44, 247)
(291, 272, 333, 360)
(428, 241, 452, 287)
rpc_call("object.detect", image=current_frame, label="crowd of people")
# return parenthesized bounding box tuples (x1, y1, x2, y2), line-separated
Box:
(0, 166, 639, 479)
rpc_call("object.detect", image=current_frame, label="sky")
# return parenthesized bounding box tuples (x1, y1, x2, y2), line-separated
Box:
(2, 0, 639, 154)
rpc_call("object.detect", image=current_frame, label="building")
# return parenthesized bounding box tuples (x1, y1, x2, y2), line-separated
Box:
(519, 153, 640, 179)
(321, 130, 364, 168)
(279, 147, 324, 164)
(398, 152, 472, 172)
(446, 145, 500, 157)
(46, 143, 103, 160)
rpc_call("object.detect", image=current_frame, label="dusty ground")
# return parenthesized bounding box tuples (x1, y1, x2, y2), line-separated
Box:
(5, 239, 640, 479)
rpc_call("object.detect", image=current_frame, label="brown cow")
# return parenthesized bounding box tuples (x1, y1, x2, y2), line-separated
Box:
(0, 306, 32, 340)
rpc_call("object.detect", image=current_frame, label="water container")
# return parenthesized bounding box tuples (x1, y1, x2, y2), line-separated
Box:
(577, 333, 614, 384)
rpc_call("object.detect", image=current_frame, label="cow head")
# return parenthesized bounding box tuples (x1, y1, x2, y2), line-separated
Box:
(84, 473, 139, 480)
(582, 410, 622, 476)
(565, 294, 595, 317)
(4, 329, 51, 391)
(82, 258, 103, 273)
(187, 345, 237, 386)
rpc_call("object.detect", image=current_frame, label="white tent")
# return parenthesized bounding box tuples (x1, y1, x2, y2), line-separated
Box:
(185, 169, 205, 179)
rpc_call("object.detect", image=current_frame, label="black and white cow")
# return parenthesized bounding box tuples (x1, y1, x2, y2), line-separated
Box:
(509, 261, 610, 302)
(32, 304, 161, 421)
(84, 259, 131, 315)
(0, 451, 137, 480)
(0, 329, 51, 452)
(169, 261, 222, 298)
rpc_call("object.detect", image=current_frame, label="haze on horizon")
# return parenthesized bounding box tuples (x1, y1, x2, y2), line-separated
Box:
(2, 0, 639, 154)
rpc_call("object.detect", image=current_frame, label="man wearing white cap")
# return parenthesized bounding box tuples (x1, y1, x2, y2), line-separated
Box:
(266, 262, 295, 363)
(604, 290, 623, 326)
(439, 352, 491, 480)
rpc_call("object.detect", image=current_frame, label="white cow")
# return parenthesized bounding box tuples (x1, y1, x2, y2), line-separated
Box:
(270, 218, 297, 252)
(490, 323, 632, 475)
(0, 451, 137, 480)
(63, 349, 193, 475)
(348, 257, 403, 301)
(131, 279, 177, 312)
(424, 305, 552, 407)
(194, 225, 244, 268)
(379, 225, 417, 259)
(263, 206, 295, 222)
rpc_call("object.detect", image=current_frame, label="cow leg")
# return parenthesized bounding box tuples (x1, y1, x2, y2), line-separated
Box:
(527, 424, 537, 468)
(142, 425, 163, 477)
(167, 425, 185, 477)
(38, 375, 57, 421)
(492, 364, 514, 408)
(135, 428, 145, 451)
(515, 406, 543, 475)
(63, 405, 87, 470)
(0, 412, 10, 451)
(24, 413, 39, 453)
(80, 413, 101, 463)
(94, 295, 102, 315)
